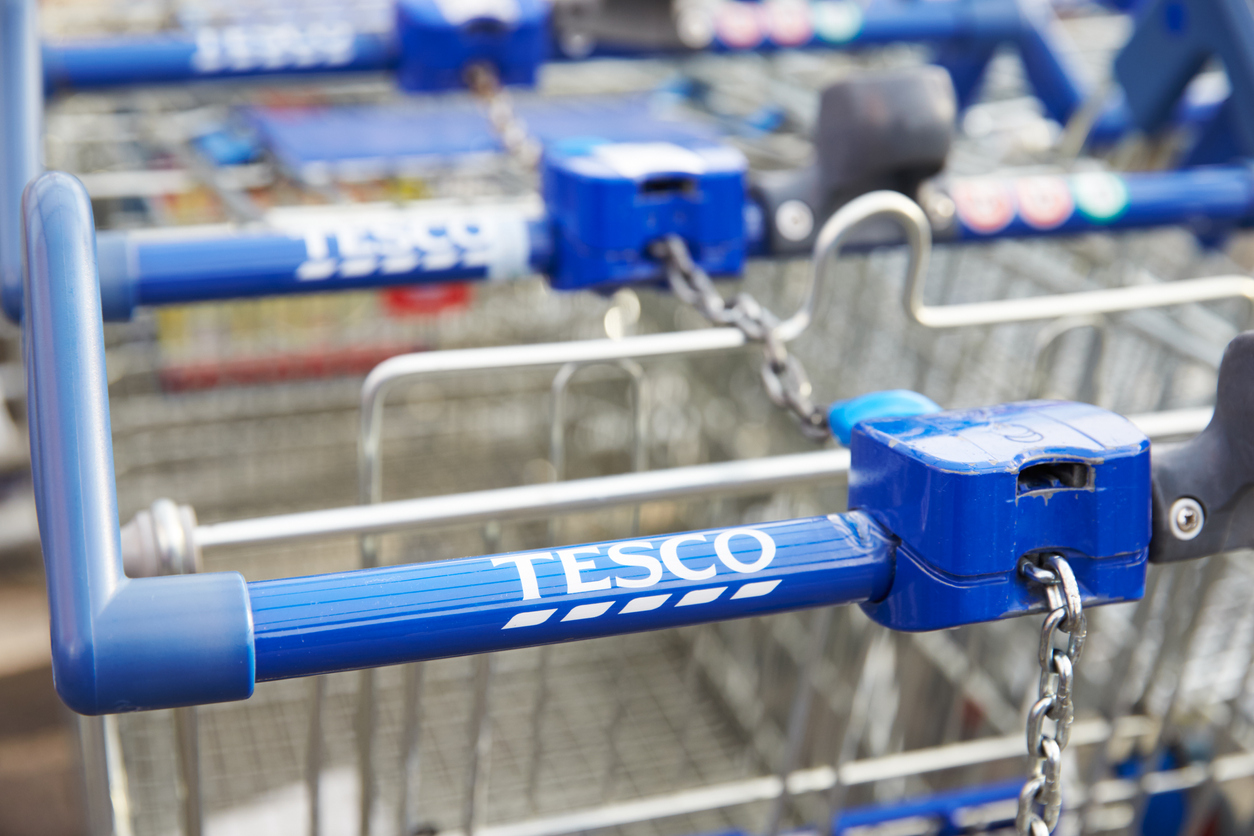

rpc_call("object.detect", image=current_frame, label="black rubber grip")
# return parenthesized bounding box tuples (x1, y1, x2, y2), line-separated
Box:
(1150, 331, 1254, 562)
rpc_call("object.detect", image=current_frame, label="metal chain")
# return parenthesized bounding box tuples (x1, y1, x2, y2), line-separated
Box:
(1017, 553, 1087, 836)
(466, 63, 542, 170)
(650, 234, 830, 442)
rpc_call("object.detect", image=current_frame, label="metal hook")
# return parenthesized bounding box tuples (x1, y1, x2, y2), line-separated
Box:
(773, 190, 933, 344)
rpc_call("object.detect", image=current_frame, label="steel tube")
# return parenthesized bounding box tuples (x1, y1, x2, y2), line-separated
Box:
(909, 273, 1254, 329)
(198, 449, 848, 549)
(248, 512, 895, 681)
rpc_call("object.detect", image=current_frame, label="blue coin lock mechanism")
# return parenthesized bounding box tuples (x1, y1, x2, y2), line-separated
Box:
(850, 401, 1151, 631)
(396, 0, 548, 92)
(542, 138, 748, 290)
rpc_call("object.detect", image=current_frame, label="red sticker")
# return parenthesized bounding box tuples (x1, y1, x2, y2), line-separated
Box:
(951, 179, 1016, 235)
(717, 2, 765, 49)
(765, 2, 814, 46)
(1015, 176, 1074, 230)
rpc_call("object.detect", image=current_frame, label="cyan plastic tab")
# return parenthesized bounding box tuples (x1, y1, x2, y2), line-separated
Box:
(850, 400, 1151, 631)
(395, 0, 548, 92)
(827, 389, 941, 445)
(24, 172, 255, 714)
(543, 139, 747, 289)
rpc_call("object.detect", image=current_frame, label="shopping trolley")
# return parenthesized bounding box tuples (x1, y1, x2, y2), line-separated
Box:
(12, 3, 1254, 836)
(22, 155, 1254, 836)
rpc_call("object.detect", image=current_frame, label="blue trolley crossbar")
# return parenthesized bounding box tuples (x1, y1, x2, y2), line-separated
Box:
(61, 162, 1254, 322)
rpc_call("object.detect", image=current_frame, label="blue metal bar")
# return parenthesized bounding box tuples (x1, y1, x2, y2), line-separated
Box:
(94, 215, 553, 319)
(23, 171, 254, 715)
(1, 0, 40, 322)
(249, 513, 895, 682)
(75, 164, 1251, 321)
(941, 164, 1254, 241)
(40, 0, 1080, 112)
(42, 29, 398, 92)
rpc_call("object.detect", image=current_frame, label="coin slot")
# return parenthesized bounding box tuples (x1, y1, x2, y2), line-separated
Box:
(1017, 461, 1091, 495)
(639, 176, 698, 197)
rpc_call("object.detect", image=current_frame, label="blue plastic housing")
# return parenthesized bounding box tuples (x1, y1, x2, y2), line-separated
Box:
(849, 400, 1151, 631)
(395, 0, 547, 92)
(542, 139, 748, 290)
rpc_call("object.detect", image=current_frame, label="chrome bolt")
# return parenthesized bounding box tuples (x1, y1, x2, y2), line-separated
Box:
(1168, 497, 1204, 540)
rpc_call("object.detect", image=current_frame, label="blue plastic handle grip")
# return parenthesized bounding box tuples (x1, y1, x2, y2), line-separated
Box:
(249, 513, 895, 681)
(42, 30, 399, 91)
(24, 172, 255, 714)
(94, 216, 554, 319)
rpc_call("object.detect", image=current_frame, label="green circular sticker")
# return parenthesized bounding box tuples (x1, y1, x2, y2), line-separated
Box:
(1070, 172, 1129, 223)
(812, 0, 863, 44)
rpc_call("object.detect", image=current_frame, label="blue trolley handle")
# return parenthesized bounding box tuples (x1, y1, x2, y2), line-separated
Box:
(25, 171, 1162, 714)
(21, 171, 890, 713)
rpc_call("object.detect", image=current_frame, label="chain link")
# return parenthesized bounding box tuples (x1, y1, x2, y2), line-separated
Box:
(1017, 553, 1086, 836)
(650, 235, 830, 442)
(466, 63, 542, 170)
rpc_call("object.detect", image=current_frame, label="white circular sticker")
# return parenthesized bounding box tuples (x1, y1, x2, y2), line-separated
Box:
(765, 1, 814, 46)
(1015, 176, 1074, 230)
(951, 179, 1016, 235)
(716, 1, 765, 49)
(811, 0, 863, 44)
(1070, 172, 1129, 223)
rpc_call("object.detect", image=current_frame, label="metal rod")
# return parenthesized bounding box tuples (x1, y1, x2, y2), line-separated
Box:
(305, 676, 324, 836)
(173, 707, 203, 836)
(357, 329, 747, 509)
(764, 607, 834, 836)
(909, 272, 1254, 330)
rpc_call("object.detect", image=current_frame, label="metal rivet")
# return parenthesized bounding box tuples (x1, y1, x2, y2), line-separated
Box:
(1168, 496, 1204, 540)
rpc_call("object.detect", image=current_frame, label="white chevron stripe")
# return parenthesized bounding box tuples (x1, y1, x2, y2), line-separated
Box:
(563, 602, 614, 621)
(503, 609, 558, 629)
(732, 579, 781, 599)
(676, 587, 727, 607)
(619, 594, 671, 614)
